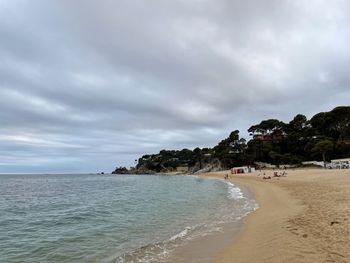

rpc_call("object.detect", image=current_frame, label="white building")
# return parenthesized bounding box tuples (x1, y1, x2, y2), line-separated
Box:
(231, 166, 255, 174)
(330, 158, 350, 169)
(301, 161, 324, 167)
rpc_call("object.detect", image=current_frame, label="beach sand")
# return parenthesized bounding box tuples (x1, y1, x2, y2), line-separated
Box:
(200, 168, 350, 263)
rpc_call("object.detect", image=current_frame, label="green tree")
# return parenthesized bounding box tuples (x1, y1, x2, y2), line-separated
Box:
(311, 139, 333, 168)
(193, 147, 203, 169)
(248, 119, 286, 135)
(328, 106, 350, 142)
(288, 114, 307, 132)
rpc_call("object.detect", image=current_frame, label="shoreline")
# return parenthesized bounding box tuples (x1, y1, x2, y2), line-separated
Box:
(164, 175, 257, 263)
(199, 168, 350, 263)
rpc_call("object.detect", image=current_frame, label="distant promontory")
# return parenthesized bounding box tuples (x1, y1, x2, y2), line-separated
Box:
(112, 106, 350, 174)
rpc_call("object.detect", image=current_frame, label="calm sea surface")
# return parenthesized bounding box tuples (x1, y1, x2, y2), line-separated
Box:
(0, 174, 257, 263)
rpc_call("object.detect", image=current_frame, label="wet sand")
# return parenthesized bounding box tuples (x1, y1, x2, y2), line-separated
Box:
(200, 168, 350, 263)
(164, 178, 256, 263)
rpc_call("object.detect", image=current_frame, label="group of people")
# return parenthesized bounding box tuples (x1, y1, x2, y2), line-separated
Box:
(262, 169, 288, 180)
(273, 171, 287, 177)
(223, 167, 288, 180)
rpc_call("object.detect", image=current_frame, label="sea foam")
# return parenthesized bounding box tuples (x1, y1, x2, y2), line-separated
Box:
(226, 182, 244, 199)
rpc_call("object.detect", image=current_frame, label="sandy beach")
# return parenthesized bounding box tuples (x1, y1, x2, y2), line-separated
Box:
(200, 168, 350, 263)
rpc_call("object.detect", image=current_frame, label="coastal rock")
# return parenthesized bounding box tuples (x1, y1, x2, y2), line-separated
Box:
(112, 166, 129, 174)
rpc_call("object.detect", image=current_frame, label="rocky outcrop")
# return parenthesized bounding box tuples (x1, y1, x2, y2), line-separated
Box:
(111, 165, 154, 174)
(112, 158, 225, 175)
(111, 166, 129, 174)
(192, 158, 224, 174)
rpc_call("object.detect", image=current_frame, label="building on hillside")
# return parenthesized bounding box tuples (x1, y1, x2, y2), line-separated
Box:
(253, 132, 285, 143)
(253, 134, 272, 141)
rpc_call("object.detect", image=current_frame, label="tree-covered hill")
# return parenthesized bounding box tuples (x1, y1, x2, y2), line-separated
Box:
(113, 106, 350, 174)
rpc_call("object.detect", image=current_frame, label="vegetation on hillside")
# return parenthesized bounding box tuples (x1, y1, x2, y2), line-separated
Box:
(113, 106, 350, 173)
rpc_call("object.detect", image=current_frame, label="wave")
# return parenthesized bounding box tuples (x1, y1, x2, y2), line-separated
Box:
(115, 226, 195, 263)
(226, 182, 244, 199)
(169, 226, 192, 241)
(115, 178, 258, 263)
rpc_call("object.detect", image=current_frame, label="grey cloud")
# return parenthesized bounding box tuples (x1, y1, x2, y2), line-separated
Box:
(0, 0, 350, 172)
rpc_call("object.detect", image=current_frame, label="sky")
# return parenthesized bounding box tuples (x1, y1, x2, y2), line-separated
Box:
(1, 0, 350, 173)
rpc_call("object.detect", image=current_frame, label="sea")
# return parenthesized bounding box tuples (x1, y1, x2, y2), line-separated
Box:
(0, 173, 257, 263)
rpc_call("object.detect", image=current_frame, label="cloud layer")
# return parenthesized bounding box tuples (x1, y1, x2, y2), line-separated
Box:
(1, 0, 350, 172)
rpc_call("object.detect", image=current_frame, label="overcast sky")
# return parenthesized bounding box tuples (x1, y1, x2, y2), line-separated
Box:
(1, 0, 350, 173)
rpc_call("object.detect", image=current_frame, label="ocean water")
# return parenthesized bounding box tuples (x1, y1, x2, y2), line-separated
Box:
(0, 174, 257, 263)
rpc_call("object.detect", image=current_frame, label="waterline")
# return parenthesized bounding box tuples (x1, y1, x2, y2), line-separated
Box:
(0, 174, 257, 263)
